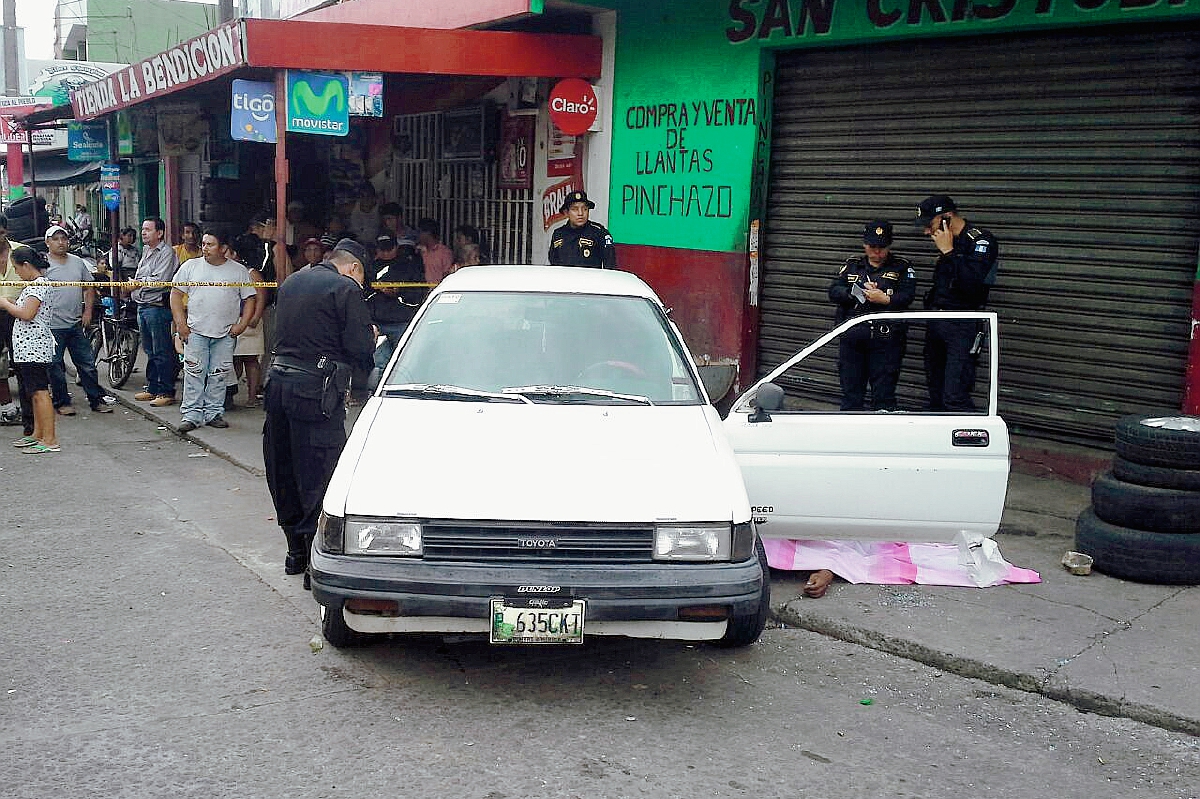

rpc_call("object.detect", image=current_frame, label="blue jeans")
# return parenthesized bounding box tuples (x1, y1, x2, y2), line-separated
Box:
(49, 323, 105, 409)
(180, 333, 235, 424)
(369, 323, 407, 389)
(137, 304, 175, 397)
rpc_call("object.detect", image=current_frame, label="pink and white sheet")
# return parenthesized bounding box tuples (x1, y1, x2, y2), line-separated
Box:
(763, 539, 1041, 587)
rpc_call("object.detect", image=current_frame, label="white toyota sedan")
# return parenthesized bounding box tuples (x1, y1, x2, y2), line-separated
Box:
(312, 266, 769, 649)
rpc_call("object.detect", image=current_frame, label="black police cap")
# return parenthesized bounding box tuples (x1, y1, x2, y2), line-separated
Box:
(915, 195, 957, 226)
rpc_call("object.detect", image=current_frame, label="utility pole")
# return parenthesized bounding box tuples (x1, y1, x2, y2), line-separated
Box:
(219, 0, 235, 23)
(2, 0, 19, 97)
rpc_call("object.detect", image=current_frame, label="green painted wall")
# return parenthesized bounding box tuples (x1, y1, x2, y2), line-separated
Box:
(87, 0, 216, 63)
(581, 0, 1200, 254)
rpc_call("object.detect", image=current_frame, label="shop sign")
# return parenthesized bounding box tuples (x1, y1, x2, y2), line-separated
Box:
(548, 79, 598, 136)
(286, 71, 349, 137)
(231, 80, 276, 143)
(498, 112, 534, 190)
(67, 121, 110, 161)
(101, 164, 120, 212)
(69, 22, 244, 121)
(348, 72, 383, 118)
(724, 0, 1200, 47)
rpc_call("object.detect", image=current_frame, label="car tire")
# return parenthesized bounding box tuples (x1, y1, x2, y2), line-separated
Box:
(1113, 411, 1200, 470)
(1112, 455, 1200, 492)
(1091, 471, 1200, 535)
(320, 603, 367, 649)
(1074, 507, 1200, 585)
(715, 537, 771, 648)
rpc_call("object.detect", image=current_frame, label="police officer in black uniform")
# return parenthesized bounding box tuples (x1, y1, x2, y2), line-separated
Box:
(828, 220, 917, 411)
(915, 195, 999, 412)
(263, 238, 376, 579)
(548, 190, 617, 269)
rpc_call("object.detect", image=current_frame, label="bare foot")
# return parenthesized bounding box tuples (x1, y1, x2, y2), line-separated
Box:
(803, 569, 834, 598)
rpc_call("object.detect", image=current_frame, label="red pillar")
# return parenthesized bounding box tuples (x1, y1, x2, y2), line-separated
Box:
(273, 70, 291, 282)
(1184, 266, 1200, 414)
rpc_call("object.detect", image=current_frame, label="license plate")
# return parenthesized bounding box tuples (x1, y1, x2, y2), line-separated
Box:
(489, 597, 585, 644)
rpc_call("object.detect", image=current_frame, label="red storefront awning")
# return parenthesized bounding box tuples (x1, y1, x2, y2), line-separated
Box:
(69, 17, 602, 121)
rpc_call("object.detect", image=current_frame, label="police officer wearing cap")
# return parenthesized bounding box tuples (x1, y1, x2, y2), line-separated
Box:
(548, 190, 617, 269)
(828, 220, 917, 411)
(914, 195, 999, 412)
(263, 238, 376, 580)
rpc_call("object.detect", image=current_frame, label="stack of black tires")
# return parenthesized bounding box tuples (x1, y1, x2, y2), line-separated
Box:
(1075, 411, 1200, 584)
(4, 195, 47, 244)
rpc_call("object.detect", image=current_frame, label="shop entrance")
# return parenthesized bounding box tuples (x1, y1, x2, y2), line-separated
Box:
(759, 24, 1200, 446)
(392, 112, 534, 265)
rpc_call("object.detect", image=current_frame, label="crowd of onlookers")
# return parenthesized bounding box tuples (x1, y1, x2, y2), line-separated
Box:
(0, 187, 489, 449)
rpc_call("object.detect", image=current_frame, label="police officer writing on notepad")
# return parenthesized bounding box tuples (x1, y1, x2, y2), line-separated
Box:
(548, 190, 617, 269)
(915, 195, 999, 413)
(263, 238, 376, 581)
(828, 220, 916, 411)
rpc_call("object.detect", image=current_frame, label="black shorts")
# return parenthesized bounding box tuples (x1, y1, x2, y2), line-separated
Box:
(14, 362, 50, 392)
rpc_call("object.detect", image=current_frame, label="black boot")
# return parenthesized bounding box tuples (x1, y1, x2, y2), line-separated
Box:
(284, 529, 308, 574)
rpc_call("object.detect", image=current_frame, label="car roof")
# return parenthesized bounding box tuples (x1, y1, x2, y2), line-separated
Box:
(432, 266, 663, 304)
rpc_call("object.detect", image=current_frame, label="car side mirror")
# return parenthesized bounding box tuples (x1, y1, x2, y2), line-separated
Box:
(748, 382, 784, 423)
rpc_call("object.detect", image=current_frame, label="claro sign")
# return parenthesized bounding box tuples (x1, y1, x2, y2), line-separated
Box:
(71, 22, 245, 120)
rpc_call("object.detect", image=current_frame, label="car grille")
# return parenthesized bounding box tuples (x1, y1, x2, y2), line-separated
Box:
(422, 521, 656, 563)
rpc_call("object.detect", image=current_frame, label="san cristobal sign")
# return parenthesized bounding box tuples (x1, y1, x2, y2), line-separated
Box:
(70, 22, 244, 120)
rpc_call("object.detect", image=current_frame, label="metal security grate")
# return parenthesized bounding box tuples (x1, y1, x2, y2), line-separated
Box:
(422, 522, 656, 563)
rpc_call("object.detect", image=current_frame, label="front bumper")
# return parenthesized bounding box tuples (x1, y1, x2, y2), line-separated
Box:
(310, 549, 765, 640)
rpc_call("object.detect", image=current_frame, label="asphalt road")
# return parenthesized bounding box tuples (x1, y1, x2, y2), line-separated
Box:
(3, 409, 1198, 799)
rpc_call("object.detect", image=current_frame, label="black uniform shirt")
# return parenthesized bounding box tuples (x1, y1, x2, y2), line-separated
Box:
(928, 222, 998, 310)
(829, 254, 917, 324)
(273, 261, 375, 372)
(548, 219, 617, 269)
(366, 255, 426, 327)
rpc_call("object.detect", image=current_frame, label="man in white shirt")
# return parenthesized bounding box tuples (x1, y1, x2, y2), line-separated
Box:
(170, 228, 256, 431)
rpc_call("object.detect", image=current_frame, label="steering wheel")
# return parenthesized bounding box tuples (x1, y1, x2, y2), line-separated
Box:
(576, 360, 648, 382)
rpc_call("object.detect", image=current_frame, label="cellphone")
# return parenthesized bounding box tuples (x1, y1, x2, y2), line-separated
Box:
(940, 217, 950, 232)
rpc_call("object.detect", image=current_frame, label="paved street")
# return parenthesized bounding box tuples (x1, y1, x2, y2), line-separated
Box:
(2, 408, 1198, 799)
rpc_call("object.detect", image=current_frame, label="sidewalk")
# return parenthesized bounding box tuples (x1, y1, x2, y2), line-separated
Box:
(108, 379, 1200, 736)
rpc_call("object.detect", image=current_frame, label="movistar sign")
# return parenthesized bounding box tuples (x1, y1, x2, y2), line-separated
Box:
(285, 71, 349, 137)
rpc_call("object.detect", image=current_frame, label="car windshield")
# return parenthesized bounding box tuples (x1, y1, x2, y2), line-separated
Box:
(382, 290, 704, 405)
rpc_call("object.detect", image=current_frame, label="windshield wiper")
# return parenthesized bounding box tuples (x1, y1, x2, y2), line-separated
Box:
(380, 384, 531, 403)
(501, 385, 653, 406)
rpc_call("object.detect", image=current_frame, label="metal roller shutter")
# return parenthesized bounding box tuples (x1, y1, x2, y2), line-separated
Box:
(759, 24, 1200, 446)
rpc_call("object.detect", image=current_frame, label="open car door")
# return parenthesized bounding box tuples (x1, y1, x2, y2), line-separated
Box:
(724, 311, 1009, 543)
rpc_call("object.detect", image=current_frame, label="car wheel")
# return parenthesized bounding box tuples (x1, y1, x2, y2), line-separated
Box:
(1091, 471, 1200, 535)
(1114, 411, 1200, 470)
(715, 537, 771, 648)
(320, 603, 367, 649)
(1112, 455, 1200, 492)
(1074, 507, 1200, 585)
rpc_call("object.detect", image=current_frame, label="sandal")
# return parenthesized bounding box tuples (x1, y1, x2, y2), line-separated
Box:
(11, 435, 38, 447)
(56, 406, 76, 416)
(20, 443, 60, 453)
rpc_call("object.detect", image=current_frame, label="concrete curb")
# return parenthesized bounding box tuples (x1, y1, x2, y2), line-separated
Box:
(770, 603, 1200, 736)
(113, 393, 266, 477)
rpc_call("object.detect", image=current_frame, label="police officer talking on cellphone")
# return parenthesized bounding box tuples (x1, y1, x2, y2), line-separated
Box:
(263, 238, 376, 583)
(548, 190, 617, 269)
(828, 220, 916, 411)
(915, 195, 999, 412)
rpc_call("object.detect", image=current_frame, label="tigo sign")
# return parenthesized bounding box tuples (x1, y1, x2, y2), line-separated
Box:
(286, 71, 348, 137)
(231, 80, 276, 143)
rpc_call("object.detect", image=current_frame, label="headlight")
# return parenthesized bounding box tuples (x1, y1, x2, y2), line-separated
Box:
(653, 523, 731, 561)
(317, 512, 344, 554)
(345, 518, 423, 556)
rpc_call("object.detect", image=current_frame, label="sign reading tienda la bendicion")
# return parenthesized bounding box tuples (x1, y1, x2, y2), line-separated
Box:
(69, 23, 244, 121)
(286, 71, 349, 137)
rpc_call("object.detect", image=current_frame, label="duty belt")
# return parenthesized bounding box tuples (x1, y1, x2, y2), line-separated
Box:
(271, 355, 348, 376)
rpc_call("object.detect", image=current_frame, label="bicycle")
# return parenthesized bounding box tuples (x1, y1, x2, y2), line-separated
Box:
(88, 296, 141, 389)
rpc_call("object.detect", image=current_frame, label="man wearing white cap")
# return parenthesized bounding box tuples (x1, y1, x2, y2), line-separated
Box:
(43, 225, 113, 415)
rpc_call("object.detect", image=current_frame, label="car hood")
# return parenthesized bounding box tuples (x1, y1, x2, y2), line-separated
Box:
(331, 399, 746, 523)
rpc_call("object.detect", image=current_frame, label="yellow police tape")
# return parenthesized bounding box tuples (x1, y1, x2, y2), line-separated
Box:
(0, 280, 435, 288)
